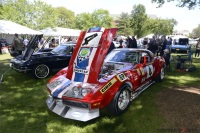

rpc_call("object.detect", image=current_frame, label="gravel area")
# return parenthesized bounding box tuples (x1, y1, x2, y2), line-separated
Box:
(156, 86, 200, 132)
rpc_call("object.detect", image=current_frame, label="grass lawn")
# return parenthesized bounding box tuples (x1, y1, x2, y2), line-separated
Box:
(0, 53, 199, 133)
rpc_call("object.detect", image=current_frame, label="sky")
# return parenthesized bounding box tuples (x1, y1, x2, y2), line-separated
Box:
(40, 0, 200, 32)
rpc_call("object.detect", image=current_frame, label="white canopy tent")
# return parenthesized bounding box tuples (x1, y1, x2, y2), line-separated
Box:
(0, 20, 42, 44)
(39, 27, 81, 37)
(0, 20, 42, 35)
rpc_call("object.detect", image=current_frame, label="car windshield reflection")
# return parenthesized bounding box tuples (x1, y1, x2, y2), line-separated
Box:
(52, 45, 73, 55)
(105, 50, 139, 63)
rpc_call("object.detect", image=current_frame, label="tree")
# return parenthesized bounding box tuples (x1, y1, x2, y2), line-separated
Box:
(191, 24, 200, 38)
(75, 13, 93, 30)
(54, 7, 76, 28)
(116, 12, 133, 36)
(1, 0, 58, 30)
(0, 4, 3, 19)
(146, 18, 177, 35)
(130, 4, 148, 38)
(75, 9, 113, 30)
(151, 0, 200, 9)
(91, 9, 113, 28)
(2, 0, 32, 27)
(31, 0, 57, 30)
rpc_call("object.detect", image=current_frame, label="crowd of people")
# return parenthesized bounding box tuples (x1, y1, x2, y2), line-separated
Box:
(114, 35, 173, 69)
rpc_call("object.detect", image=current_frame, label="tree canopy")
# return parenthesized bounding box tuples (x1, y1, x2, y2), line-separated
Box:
(75, 9, 113, 30)
(54, 7, 76, 28)
(190, 24, 200, 38)
(130, 4, 148, 38)
(116, 12, 132, 36)
(152, 0, 200, 9)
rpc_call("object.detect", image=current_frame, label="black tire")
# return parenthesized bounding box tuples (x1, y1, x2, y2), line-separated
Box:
(106, 84, 131, 116)
(155, 66, 165, 82)
(32, 64, 50, 79)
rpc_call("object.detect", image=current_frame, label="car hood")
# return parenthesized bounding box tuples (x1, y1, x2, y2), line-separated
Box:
(66, 27, 117, 84)
(22, 35, 43, 61)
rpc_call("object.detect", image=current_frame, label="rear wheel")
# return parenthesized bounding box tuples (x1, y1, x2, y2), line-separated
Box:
(32, 64, 50, 79)
(106, 84, 131, 115)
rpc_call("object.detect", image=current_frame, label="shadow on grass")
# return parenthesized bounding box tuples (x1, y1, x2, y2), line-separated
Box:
(0, 54, 200, 133)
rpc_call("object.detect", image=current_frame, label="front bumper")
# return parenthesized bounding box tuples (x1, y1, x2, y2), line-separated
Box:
(46, 95, 100, 122)
(171, 47, 189, 52)
(10, 62, 32, 73)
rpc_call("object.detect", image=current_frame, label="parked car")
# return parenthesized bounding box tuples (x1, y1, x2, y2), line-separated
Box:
(171, 37, 190, 53)
(10, 35, 76, 79)
(45, 27, 166, 122)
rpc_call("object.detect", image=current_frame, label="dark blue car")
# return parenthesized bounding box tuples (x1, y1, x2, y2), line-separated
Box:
(171, 38, 190, 53)
(10, 35, 76, 79)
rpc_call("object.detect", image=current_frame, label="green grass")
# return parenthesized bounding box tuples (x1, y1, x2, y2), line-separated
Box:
(0, 53, 200, 133)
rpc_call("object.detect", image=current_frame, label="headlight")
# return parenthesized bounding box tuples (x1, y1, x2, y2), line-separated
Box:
(81, 88, 91, 97)
(72, 86, 79, 97)
(65, 86, 92, 99)
(47, 79, 63, 91)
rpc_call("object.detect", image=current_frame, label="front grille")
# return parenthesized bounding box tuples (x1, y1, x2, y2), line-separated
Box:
(12, 63, 21, 69)
(63, 100, 89, 109)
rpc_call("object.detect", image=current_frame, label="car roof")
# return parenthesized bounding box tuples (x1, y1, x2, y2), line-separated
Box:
(113, 48, 151, 53)
(60, 42, 76, 46)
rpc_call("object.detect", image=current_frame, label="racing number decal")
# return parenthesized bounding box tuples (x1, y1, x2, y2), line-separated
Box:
(146, 65, 154, 78)
(117, 73, 127, 82)
(139, 67, 145, 76)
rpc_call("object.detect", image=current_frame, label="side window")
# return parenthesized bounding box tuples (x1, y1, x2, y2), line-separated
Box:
(140, 52, 151, 63)
(66, 46, 73, 55)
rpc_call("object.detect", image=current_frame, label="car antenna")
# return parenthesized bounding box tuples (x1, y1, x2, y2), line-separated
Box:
(0, 68, 11, 83)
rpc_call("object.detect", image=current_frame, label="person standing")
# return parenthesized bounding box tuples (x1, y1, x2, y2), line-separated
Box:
(195, 38, 200, 57)
(163, 49, 170, 70)
(117, 41, 123, 48)
(160, 35, 167, 56)
(23, 38, 29, 48)
(49, 38, 56, 48)
(127, 36, 132, 48)
(143, 38, 148, 49)
(12, 33, 24, 55)
(107, 41, 116, 55)
(130, 36, 137, 48)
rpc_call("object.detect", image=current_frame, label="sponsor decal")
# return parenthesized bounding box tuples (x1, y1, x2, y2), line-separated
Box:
(146, 65, 154, 78)
(139, 67, 145, 76)
(74, 68, 89, 74)
(117, 73, 127, 82)
(136, 68, 141, 75)
(100, 78, 117, 94)
(78, 48, 91, 62)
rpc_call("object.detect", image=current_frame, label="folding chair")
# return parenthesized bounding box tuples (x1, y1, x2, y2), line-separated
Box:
(176, 50, 193, 69)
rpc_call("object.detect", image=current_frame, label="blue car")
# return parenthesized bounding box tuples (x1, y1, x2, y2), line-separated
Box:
(171, 38, 190, 53)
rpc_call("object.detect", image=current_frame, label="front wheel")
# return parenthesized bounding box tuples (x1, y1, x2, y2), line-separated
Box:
(32, 64, 50, 79)
(106, 84, 131, 116)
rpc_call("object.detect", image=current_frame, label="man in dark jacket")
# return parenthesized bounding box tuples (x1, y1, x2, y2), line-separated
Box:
(107, 41, 116, 55)
(127, 36, 132, 48)
(130, 36, 137, 48)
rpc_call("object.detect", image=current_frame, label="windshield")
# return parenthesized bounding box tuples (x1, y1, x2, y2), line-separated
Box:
(105, 50, 139, 63)
(178, 38, 189, 45)
(52, 44, 74, 55)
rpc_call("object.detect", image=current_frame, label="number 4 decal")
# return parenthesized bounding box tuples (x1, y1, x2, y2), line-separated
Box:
(146, 65, 154, 78)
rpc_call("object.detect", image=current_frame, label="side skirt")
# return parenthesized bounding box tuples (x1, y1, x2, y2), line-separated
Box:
(130, 80, 155, 101)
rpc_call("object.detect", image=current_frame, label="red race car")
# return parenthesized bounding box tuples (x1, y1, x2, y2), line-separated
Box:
(46, 27, 166, 121)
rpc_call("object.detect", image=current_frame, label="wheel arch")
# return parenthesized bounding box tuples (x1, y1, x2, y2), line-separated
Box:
(105, 82, 132, 115)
